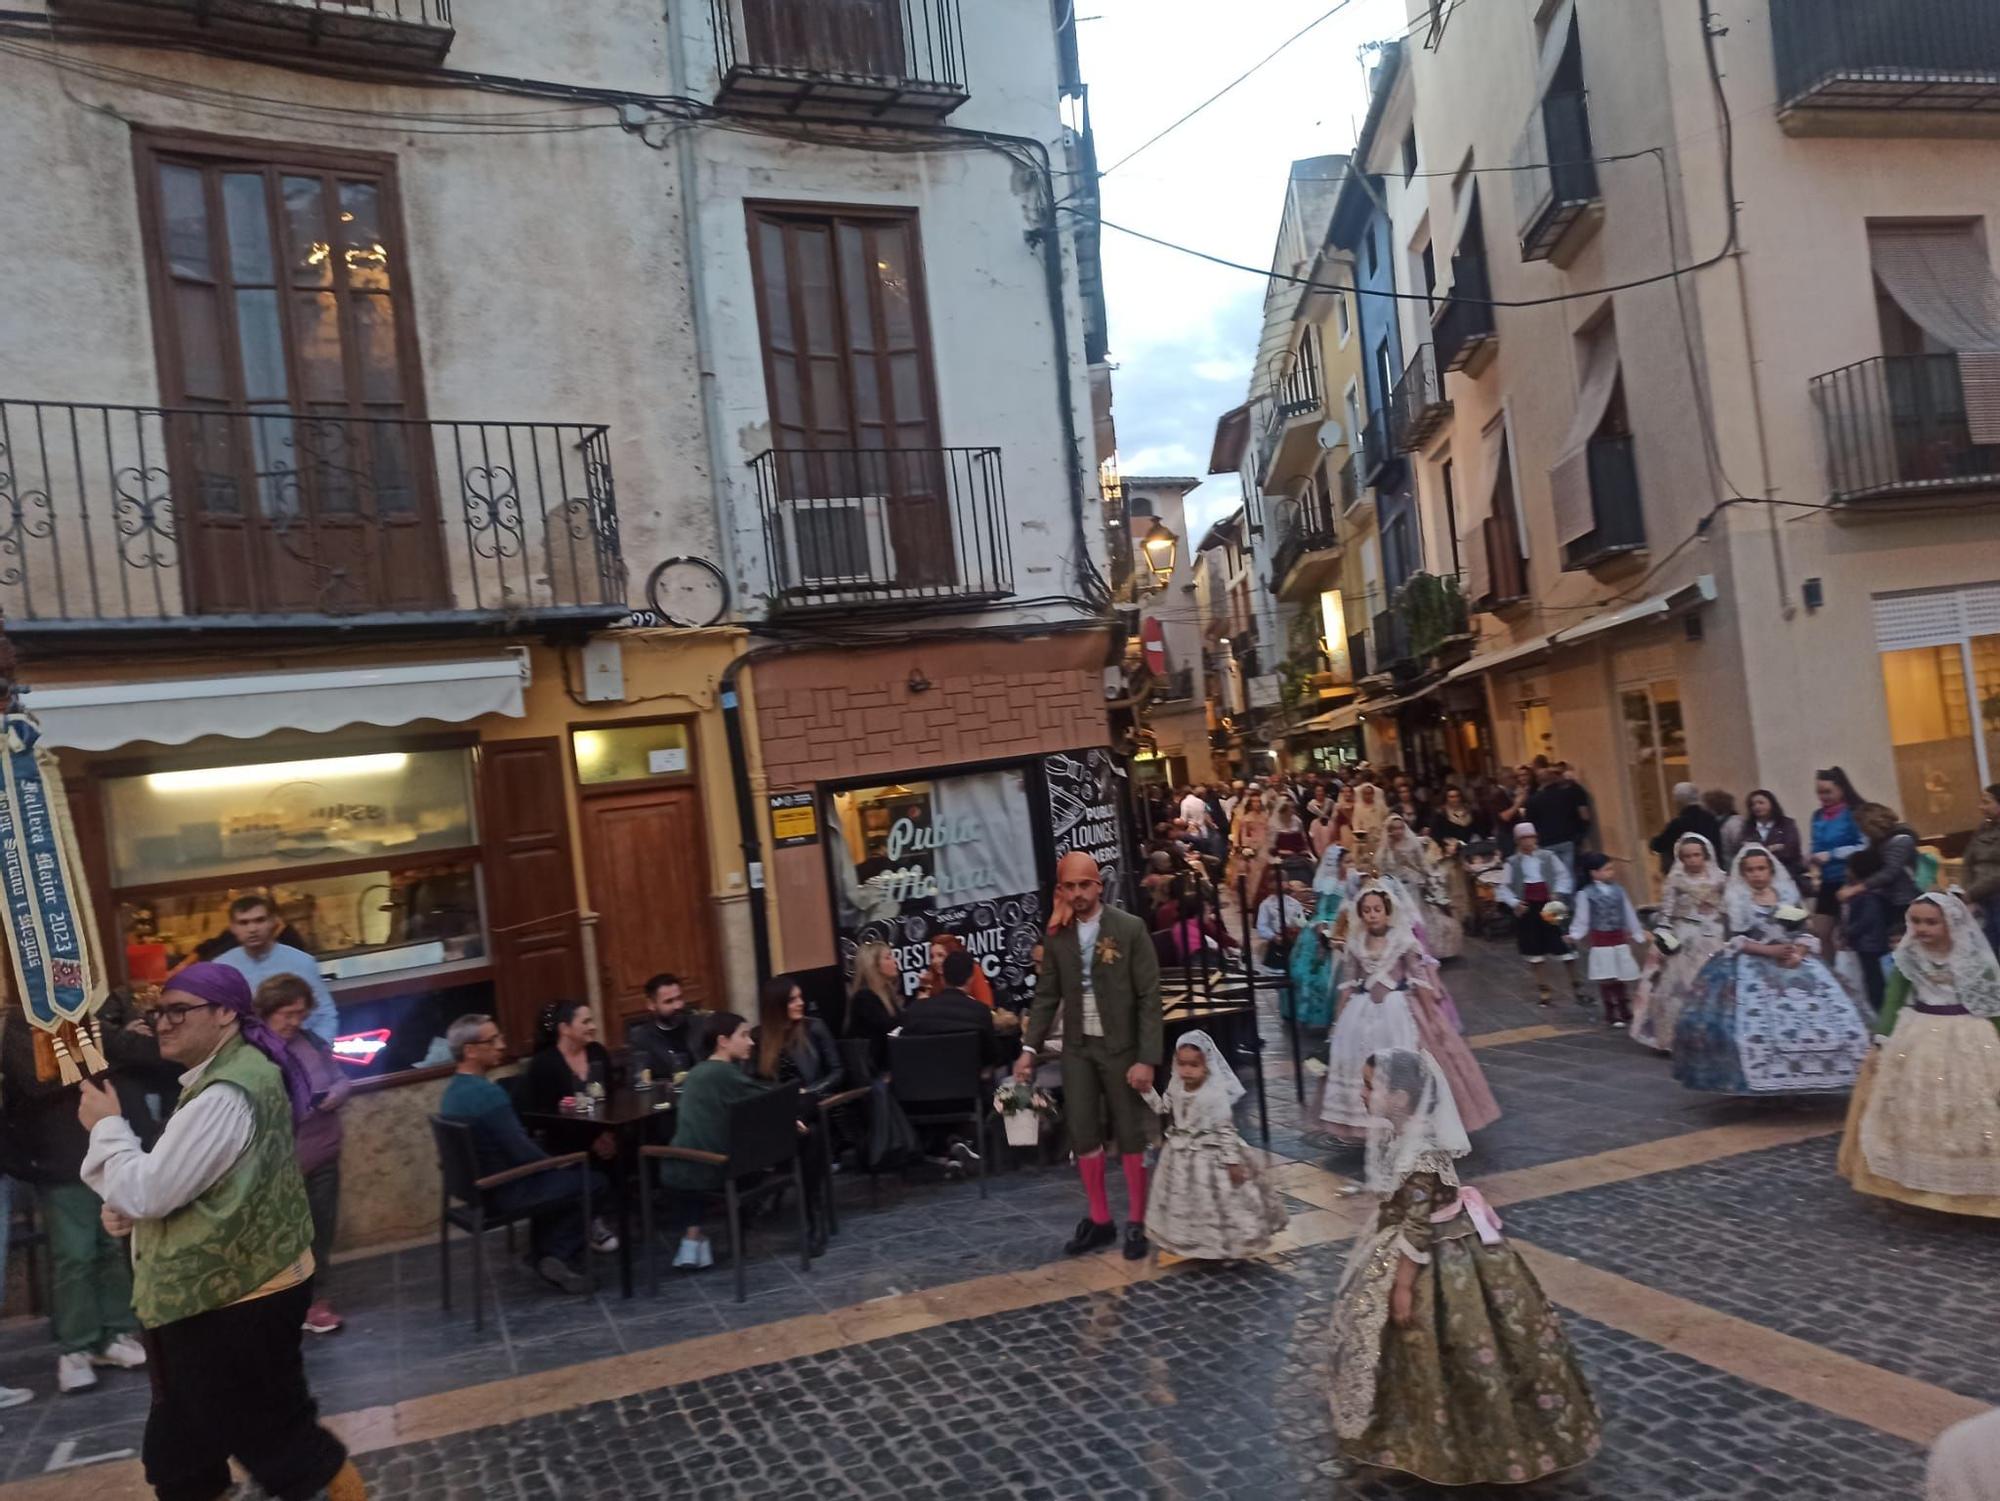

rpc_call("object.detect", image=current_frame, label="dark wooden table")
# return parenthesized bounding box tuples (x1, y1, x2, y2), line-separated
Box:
(520, 1085, 676, 1298)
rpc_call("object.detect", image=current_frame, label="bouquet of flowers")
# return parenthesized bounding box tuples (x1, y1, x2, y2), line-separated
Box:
(992, 1081, 1059, 1146)
(1772, 904, 1809, 928)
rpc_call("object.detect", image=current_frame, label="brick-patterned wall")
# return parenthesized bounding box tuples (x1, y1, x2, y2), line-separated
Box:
(752, 633, 1111, 790)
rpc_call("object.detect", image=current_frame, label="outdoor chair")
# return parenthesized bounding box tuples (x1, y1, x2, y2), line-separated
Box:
(428, 1115, 591, 1331)
(887, 1031, 992, 1200)
(638, 1082, 811, 1303)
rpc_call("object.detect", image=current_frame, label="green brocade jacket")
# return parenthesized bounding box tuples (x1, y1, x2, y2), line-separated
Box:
(1025, 904, 1163, 1062)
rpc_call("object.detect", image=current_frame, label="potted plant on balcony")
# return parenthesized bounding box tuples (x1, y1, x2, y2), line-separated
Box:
(1397, 572, 1470, 663)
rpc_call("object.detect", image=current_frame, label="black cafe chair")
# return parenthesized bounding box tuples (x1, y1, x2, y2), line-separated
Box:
(428, 1116, 591, 1331)
(887, 1032, 991, 1200)
(639, 1082, 810, 1304)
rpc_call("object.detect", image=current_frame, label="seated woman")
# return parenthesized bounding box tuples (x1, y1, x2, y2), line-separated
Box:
(658, 1012, 825, 1266)
(916, 933, 996, 1008)
(521, 1000, 620, 1252)
(842, 939, 902, 1076)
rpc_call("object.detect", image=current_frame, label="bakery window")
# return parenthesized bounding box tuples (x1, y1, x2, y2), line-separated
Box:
(102, 746, 491, 1080)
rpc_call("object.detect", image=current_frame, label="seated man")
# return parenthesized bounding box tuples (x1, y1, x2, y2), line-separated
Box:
(437, 1014, 597, 1295)
(625, 972, 696, 1080)
(1254, 880, 1311, 971)
(900, 950, 1009, 1069)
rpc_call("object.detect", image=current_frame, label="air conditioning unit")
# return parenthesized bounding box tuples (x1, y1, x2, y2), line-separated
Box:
(775, 495, 896, 590)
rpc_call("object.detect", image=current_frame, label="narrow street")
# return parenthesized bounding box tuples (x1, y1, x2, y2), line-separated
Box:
(4, 932, 1983, 1499)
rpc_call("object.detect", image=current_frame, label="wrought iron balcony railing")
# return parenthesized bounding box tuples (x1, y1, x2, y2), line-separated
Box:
(1561, 435, 1647, 569)
(46, 0, 454, 64)
(1515, 89, 1601, 262)
(750, 445, 1010, 612)
(1810, 354, 2000, 502)
(1271, 484, 1340, 591)
(0, 401, 625, 642)
(711, 0, 969, 118)
(1433, 249, 1498, 374)
(1361, 418, 1401, 487)
(1152, 666, 1196, 703)
(1773, 0, 2000, 118)
(1390, 344, 1452, 453)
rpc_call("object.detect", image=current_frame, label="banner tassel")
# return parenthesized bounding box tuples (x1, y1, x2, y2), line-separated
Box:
(72, 1016, 107, 1075)
(50, 1029, 80, 1086)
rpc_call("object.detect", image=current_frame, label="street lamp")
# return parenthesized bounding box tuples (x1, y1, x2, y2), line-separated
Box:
(1141, 520, 1178, 585)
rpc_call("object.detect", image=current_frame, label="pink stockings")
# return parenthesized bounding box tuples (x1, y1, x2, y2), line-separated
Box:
(1078, 1149, 1149, 1225)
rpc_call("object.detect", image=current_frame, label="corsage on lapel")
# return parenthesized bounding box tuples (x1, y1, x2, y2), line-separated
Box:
(1095, 935, 1122, 967)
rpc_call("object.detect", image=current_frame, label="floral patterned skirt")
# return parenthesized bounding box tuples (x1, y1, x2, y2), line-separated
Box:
(1632, 932, 1723, 1052)
(1339, 1221, 1602, 1486)
(1144, 1138, 1288, 1259)
(1671, 951, 1868, 1094)
(1840, 1014, 2000, 1215)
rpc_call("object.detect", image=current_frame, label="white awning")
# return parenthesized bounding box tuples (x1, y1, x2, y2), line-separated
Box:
(1869, 224, 2000, 442)
(1550, 323, 1623, 547)
(1296, 703, 1361, 734)
(1548, 574, 1716, 649)
(1446, 632, 1551, 682)
(24, 653, 530, 752)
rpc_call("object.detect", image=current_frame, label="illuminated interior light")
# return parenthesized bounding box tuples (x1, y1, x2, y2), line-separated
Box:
(146, 752, 409, 793)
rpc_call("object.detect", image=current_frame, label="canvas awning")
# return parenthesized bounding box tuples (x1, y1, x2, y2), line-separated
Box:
(1446, 632, 1551, 682)
(1296, 703, 1362, 735)
(1548, 575, 1716, 649)
(24, 654, 530, 752)
(1550, 322, 1623, 547)
(1870, 224, 2000, 443)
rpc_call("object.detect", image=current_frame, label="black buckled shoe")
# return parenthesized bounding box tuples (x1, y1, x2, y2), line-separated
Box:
(1122, 1222, 1150, 1261)
(1063, 1217, 1118, 1256)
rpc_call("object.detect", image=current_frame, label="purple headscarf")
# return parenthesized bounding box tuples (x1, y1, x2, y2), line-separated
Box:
(164, 962, 314, 1124)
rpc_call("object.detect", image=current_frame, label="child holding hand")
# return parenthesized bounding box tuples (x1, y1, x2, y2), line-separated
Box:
(1142, 1031, 1286, 1260)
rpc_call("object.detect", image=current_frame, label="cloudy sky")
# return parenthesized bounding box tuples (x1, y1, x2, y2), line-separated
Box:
(1077, 0, 1406, 539)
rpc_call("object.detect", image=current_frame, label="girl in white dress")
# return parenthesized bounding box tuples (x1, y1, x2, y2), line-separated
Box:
(1632, 834, 1726, 1052)
(1142, 1030, 1288, 1259)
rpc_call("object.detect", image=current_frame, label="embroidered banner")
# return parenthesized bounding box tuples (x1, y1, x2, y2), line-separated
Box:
(0, 715, 104, 1030)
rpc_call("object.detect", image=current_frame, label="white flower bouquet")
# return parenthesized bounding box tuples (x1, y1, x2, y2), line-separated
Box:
(992, 1081, 1058, 1146)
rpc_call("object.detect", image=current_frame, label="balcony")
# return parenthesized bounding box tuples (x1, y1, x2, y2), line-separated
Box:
(711, 0, 969, 121)
(45, 0, 453, 65)
(1346, 630, 1369, 683)
(1394, 570, 1471, 663)
(1482, 511, 1529, 608)
(1271, 487, 1341, 602)
(1152, 666, 1196, 704)
(0, 401, 624, 650)
(1340, 450, 1366, 513)
(1390, 344, 1452, 453)
(1773, 0, 2000, 133)
(1810, 354, 2000, 502)
(1370, 607, 1412, 678)
(1361, 419, 1403, 488)
(1516, 89, 1603, 263)
(1561, 435, 1647, 570)
(1258, 353, 1327, 491)
(1433, 248, 1498, 376)
(751, 445, 1009, 612)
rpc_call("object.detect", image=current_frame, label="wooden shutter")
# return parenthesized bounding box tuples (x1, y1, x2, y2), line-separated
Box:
(478, 737, 587, 1040)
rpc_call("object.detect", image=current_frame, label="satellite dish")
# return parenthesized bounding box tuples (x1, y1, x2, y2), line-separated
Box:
(1316, 419, 1345, 451)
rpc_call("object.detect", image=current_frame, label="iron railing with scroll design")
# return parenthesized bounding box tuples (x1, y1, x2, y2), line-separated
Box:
(0, 401, 624, 635)
(46, 0, 454, 63)
(1810, 355, 2000, 502)
(1390, 344, 1452, 453)
(750, 445, 1009, 612)
(1772, 0, 2000, 115)
(711, 0, 968, 113)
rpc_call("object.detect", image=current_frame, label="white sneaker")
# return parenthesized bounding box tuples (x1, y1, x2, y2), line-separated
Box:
(56, 1353, 97, 1394)
(91, 1335, 147, 1370)
(589, 1218, 620, 1254)
(0, 1385, 31, 1411)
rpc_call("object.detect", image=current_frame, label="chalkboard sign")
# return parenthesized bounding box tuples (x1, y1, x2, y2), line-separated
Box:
(1042, 748, 1126, 901)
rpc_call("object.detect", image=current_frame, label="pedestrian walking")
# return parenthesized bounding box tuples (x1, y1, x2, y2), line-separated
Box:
(1808, 766, 1867, 945)
(1496, 823, 1577, 1006)
(1567, 853, 1646, 1029)
(1632, 835, 1727, 1053)
(80, 962, 362, 1501)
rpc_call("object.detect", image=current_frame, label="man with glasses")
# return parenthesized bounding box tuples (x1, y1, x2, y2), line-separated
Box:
(78, 961, 361, 1501)
(1015, 851, 1163, 1261)
(438, 1015, 596, 1295)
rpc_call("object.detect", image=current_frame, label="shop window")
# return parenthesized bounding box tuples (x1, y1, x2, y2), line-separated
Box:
(1621, 680, 1690, 892)
(572, 723, 692, 785)
(1880, 642, 1983, 836)
(827, 769, 1041, 1003)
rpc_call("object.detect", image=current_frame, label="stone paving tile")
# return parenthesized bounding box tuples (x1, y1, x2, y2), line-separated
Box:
(345, 1241, 1925, 1500)
(1503, 1133, 2000, 1406)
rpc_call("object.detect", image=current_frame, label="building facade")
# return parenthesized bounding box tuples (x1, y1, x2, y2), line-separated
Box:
(1, 0, 1113, 1246)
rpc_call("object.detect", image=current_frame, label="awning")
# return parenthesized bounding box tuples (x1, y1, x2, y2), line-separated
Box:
(1446, 631, 1551, 682)
(24, 653, 530, 752)
(1295, 703, 1362, 735)
(1548, 574, 1716, 648)
(1868, 224, 2000, 442)
(1550, 323, 1623, 547)
(1358, 678, 1446, 717)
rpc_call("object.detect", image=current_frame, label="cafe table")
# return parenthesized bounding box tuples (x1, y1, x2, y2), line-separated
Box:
(519, 1083, 676, 1298)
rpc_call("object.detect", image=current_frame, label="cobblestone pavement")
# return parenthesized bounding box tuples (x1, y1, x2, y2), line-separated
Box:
(0, 932, 1981, 1497)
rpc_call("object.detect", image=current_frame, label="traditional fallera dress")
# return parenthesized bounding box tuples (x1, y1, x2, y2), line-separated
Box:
(1380, 821, 1463, 961)
(1671, 844, 1869, 1094)
(1318, 887, 1499, 1138)
(1632, 836, 1726, 1052)
(1227, 805, 1270, 904)
(1285, 847, 1347, 1030)
(1838, 893, 2000, 1218)
(1327, 1049, 1601, 1487)
(1142, 1031, 1288, 1258)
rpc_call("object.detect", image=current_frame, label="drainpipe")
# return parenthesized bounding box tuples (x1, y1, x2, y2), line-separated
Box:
(668, 7, 771, 983)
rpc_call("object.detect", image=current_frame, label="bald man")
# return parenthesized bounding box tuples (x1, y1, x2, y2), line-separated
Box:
(1016, 852, 1163, 1259)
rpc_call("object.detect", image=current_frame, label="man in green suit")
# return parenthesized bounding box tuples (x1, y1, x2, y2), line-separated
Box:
(1015, 851, 1163, 1260)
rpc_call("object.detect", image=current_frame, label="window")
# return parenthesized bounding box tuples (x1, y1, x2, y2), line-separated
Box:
(1336, 292, 1351, 343)
(1873, 584, 2000, 839)
(1366, 226, 1379, 278)
(1421, 241, 1438, 306)
(1621, 680, 1690, 896)
(745, 203, 949, 587)
(1401, 128, 1418, 182)
(1439, 457, 1461, 575)
(137, 137, 438, 615)
(572, 723, 692, 785)
(1375, 340, 1395, 424)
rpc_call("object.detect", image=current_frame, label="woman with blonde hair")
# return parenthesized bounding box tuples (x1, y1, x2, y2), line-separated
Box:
(843, 939, 902, 1073)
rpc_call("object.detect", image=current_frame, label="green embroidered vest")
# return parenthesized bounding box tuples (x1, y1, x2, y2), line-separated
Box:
(132, 1033, 313, 1329)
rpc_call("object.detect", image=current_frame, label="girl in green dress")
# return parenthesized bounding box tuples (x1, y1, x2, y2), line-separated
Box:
(1286, 844, 1347, 1031)
(1327, 1048, 1601, 1486)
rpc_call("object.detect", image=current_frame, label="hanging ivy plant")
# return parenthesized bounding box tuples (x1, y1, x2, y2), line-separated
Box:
(1397, 572, 1468, 662)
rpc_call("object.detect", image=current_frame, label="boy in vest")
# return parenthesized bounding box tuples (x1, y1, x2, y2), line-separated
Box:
(79, 962, 362, 1501)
